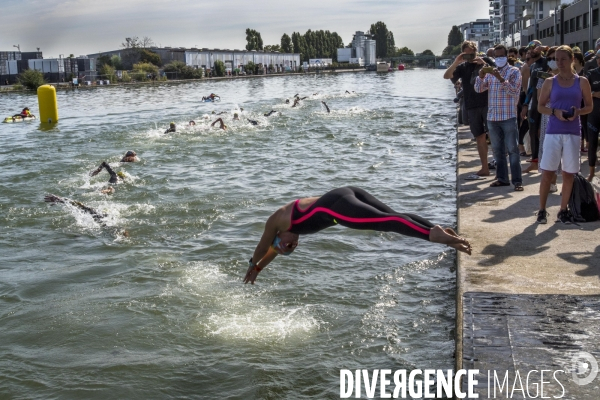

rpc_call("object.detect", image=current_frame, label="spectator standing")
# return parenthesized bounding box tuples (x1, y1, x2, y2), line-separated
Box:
(521, 40, 550, 173)
(475, 44, 523, 191)
(536, 46, 593, 224)
(584, 49, 600, 181)
(444, 41, 495, 177)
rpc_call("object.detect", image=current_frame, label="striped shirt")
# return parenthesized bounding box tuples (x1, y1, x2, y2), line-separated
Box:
(474, 65, 522, 121)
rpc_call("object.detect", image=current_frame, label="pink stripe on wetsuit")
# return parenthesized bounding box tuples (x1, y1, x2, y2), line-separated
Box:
(287, 187, 433, 241)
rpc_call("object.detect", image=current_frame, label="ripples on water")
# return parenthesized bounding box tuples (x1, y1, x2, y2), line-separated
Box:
(0, 70, 458, 399)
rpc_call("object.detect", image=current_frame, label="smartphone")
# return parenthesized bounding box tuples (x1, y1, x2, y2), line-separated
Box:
(462, 53, 475, 61)
(536, 71, 552, 80)
(562, 107, 575, 119)
(481, 66, 495, 74)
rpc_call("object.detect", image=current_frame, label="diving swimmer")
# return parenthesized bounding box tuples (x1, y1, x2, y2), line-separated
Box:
(244, 186, 471, 284)
(321, 101, 330, 113)
(211, 118, 227, 130)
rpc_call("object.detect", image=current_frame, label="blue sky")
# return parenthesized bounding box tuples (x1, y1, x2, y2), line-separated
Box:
(1, 0, 489, 57)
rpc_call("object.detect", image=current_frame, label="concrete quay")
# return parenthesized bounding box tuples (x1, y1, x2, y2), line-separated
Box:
(455, 125, 600, 399)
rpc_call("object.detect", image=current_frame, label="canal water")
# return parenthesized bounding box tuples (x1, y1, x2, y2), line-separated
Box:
(0, 70, 458, 399)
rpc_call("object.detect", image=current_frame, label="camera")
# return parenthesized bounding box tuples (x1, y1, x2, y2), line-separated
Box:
(481, 66, 494, 74)
(462, 54, 475, 61)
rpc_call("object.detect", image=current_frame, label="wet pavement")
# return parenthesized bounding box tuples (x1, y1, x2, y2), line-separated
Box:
(456, 126, 600, 399)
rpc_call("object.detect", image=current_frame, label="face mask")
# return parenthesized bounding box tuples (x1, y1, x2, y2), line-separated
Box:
(495, 57, 508, 68)
(548, 60, 558, 70)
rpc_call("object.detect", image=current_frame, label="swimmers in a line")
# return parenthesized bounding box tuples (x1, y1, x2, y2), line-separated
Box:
(244, 186, 471, 284)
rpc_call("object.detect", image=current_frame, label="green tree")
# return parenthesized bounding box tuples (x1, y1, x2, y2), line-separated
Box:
(421, 49, 435, 56)
(122, 36, 140, 49)
(264, 44, 282, 52)
(397, 47, 414, 56)
(162, 61, 203, 79)
(213, 60, 225, 77)
(97, 54, 113, 69)
(245, 61, 257, 74)
(18, 69, 46, 90)
(111, 55, 123, 70)
(245, 29, 264, 51)
(99, 64, 117, 82)
(132, 62, 158, 81)
(281, 33, 292, 53)
(369, 21, 394, 58)
(442, 44, 462, 56)
(139, 49, 161, 66)
(447, 26, 463, 47)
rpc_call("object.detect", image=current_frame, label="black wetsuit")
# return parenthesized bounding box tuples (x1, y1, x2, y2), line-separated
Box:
(585, 67, 600, 166)
(248, 119, 259, 125)
(264, 110, 276, 117)
(287, 187, 433, 241)
(93, 161, 118, 183)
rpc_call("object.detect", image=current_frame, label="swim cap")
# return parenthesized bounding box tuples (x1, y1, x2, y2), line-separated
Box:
(125, 151, 136, 157)
(117, 171, 126, 179)
(272, 236, 294, 256)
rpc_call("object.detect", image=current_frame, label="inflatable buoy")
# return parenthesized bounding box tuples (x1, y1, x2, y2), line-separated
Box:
(398, 64, 405, 71)
(37, 85, 58, 123)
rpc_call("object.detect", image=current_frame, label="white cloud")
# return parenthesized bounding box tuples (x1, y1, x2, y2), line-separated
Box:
(0, 0, 489, 57)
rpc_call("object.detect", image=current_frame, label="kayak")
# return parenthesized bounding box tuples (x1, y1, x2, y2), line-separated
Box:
(3, 115, 37, 123)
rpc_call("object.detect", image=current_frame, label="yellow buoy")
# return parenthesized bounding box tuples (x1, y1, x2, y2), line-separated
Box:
(37, 85, 58, 124)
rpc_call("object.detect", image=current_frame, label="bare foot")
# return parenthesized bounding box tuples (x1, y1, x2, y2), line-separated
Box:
(523, 162, 538, 173)
(476, 169, 490, 176)
(429, 225, 472, 255)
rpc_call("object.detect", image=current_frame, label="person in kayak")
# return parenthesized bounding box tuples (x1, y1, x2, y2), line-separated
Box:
(244, 186, 472, 284)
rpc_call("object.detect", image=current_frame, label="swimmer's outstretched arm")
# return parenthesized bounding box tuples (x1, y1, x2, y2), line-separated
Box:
(44, 194, 106, 220)
(91, 161, 118, 183)
(211, 118, 226, 130)
(321, 101, 330, 113)
(244, 212, 281, 284)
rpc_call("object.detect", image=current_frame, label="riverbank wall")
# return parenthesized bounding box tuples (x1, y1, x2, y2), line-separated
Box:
(455, 125, 600, 398)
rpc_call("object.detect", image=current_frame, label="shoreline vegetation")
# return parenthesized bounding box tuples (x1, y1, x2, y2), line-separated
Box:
(0, 68, 370, 93)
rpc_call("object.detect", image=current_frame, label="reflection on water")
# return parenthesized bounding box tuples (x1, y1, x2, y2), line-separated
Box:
(0, 70, 458, 399)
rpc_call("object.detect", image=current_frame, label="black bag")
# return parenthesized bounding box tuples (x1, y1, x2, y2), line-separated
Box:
(568, 174, 600, 222)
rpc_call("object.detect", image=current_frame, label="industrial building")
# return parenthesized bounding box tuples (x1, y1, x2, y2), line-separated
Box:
(0, 50, 96, 84)
(337, 31, 376, 66)
(87, 47, 300, 74)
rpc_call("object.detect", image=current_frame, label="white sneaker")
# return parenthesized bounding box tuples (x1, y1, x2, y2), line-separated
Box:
(549, 184, 558, 193)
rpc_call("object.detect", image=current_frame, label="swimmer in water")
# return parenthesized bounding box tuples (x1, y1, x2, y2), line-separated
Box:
(321, 101, 330, 113)
(121, 151, 138, 162)
(285, 99, 290, 104)
(247, 118, 259, 125)
(165, 122, 176, 133)
(217, 111, 228, 115)
(244, 186, 471, 284)
(211, 118, 227, 130)
(189, 120, 196, 126)
(264, 110, 277, 117)
(44, 194, 129, 236)
(90, 161, 125, 184)
(233, 113, 240, 120)
(292, 98, 300, 108)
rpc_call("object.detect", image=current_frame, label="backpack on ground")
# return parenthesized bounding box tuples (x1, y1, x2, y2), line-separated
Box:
(568, 174, 600, 222)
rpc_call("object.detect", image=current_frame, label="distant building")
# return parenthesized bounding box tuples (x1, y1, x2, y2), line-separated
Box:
(337, 31, 376, 66)
(459, 19, 492, 53)
(0, 51, 42, 84)
(87, 47, 300, 74)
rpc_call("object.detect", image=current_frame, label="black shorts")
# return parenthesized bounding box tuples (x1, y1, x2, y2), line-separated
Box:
(467, 106, 488, 138)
